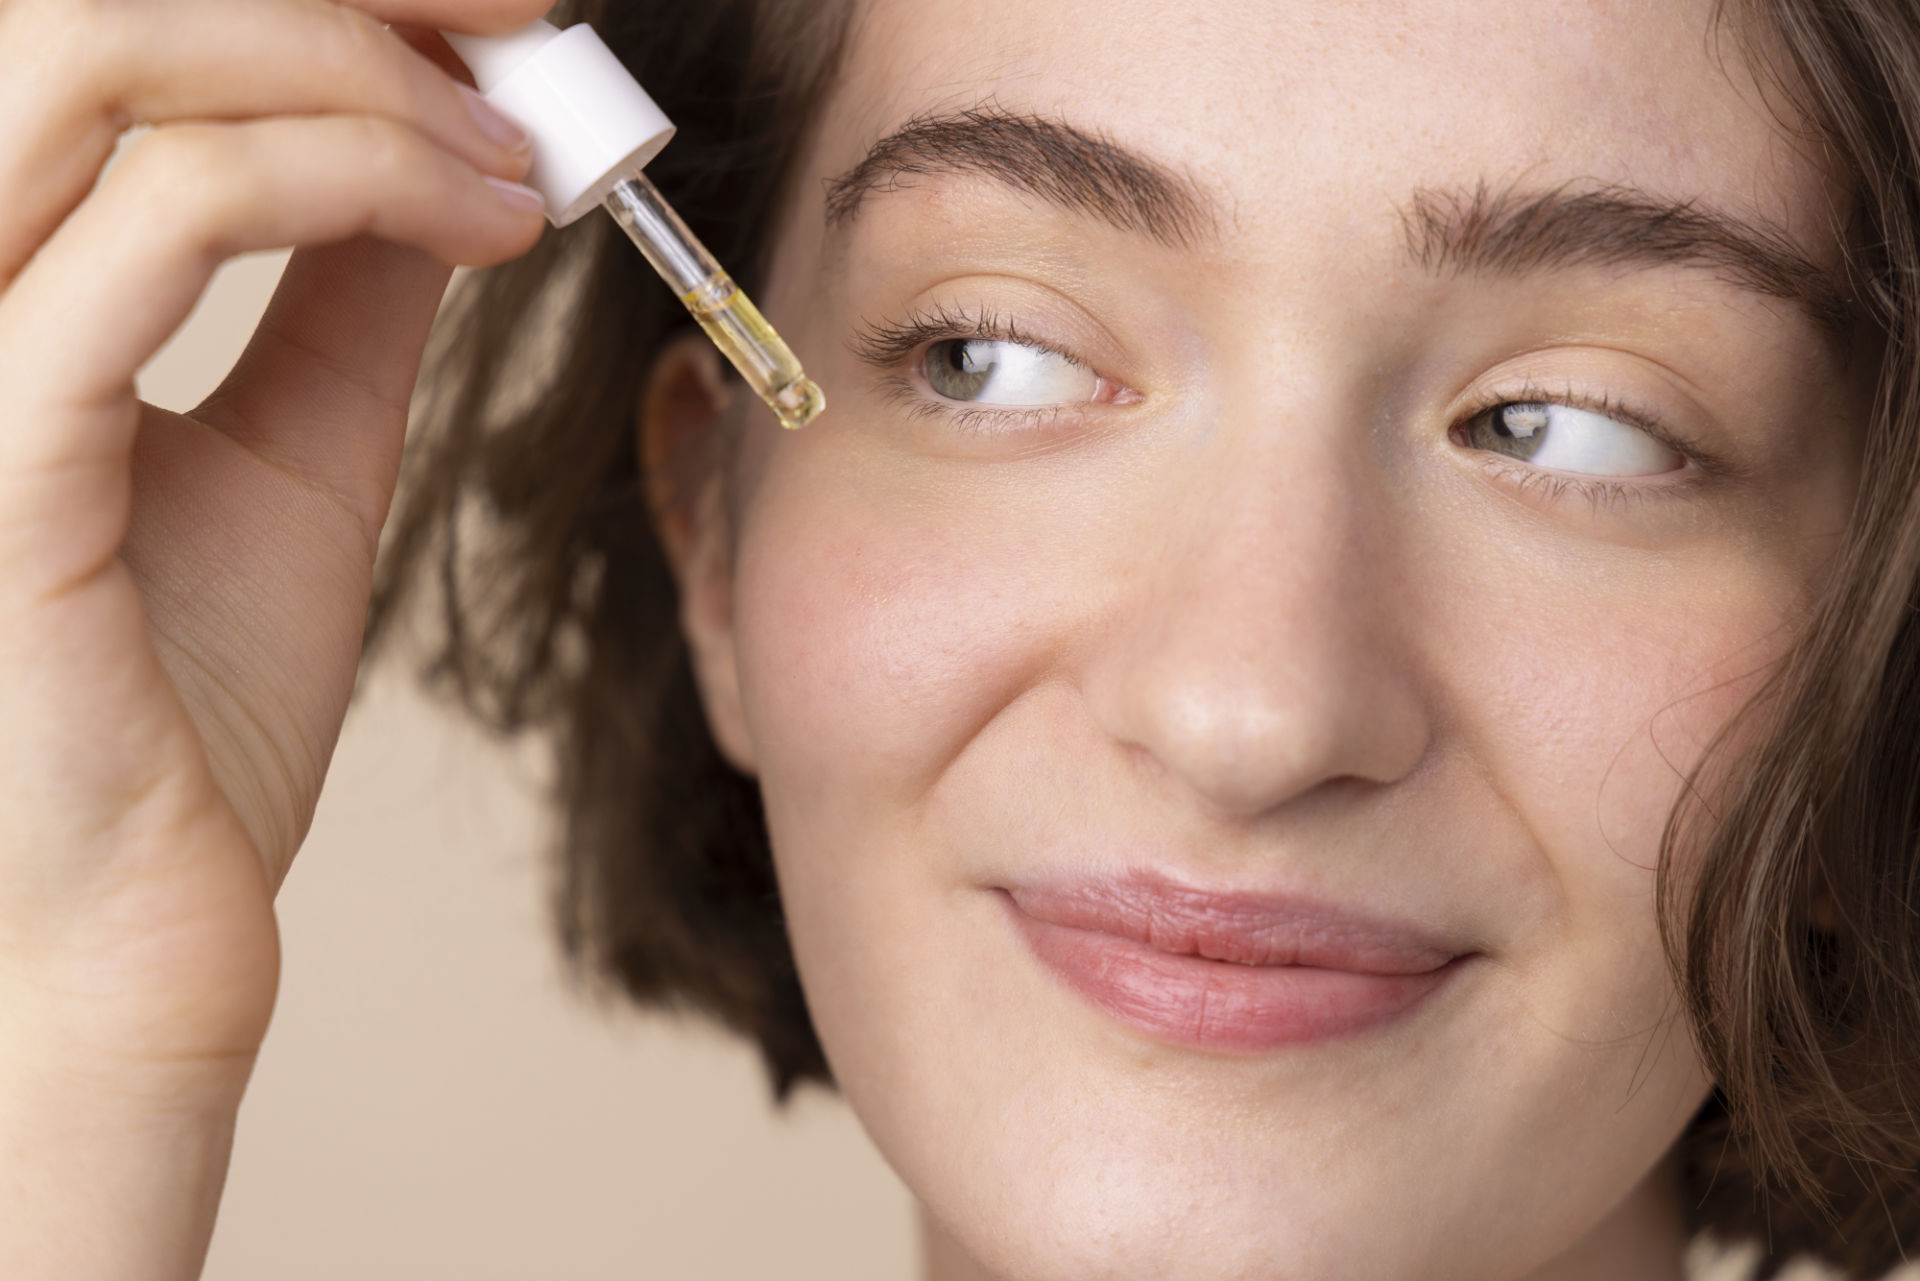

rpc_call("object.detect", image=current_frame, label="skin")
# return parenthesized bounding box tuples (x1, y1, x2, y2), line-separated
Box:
(0, 1, 546, 1275)
(650, 0, 1873, 1277)
(0, 0, 1870, 1278)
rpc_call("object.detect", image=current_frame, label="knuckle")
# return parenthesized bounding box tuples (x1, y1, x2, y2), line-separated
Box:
(348, 115, 418, 182)
(3, 0, 108, 91)
(119, 127, 247, 247)
(311, 3, 417, 114)
(3, 0, 169, 138)
(313, 0, 385, 60)
(125, 126, 217, 198)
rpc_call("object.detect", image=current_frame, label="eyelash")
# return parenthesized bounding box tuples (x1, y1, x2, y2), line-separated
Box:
(1452, 380, 1729, 513)
(848, 306, 1728, 511)
(849, 302, 1090, 433)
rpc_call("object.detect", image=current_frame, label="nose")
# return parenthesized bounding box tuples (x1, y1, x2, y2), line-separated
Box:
(1081, 427, 1432, 817)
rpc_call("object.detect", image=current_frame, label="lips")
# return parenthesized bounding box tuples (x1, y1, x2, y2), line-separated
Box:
(1000, 870, 1473, 1052)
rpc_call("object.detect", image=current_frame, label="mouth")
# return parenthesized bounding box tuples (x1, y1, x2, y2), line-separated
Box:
(997, 871, 1476, 1053)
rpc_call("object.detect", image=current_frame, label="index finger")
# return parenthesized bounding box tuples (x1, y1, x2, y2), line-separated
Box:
(0, 0, 537, 290)
(389, 26, 479, 84)
(342, 0, 556, 35)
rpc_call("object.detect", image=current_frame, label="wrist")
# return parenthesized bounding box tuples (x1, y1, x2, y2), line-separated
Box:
(0, 1042, 252, 1281)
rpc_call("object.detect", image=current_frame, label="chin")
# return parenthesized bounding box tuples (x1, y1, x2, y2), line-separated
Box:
(861, 1070, 1457, 1281)
(930, 1169, 1390, 1281)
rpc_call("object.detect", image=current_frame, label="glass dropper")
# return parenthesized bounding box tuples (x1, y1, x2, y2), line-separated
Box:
(443, 19, 823, 431)
(603, 173, 823, 430)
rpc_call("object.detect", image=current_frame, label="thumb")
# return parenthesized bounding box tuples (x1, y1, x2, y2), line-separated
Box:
(197, 237, 456, 551)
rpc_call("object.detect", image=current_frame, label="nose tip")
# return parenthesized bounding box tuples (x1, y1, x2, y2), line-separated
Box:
(1101, 638, 1430, 816)
(1081, 460, 1431, 817)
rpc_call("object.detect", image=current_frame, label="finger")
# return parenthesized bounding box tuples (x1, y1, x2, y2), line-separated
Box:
(0, 114, 544, 603)
(0, 0, 534, 287)
(343, 0, 555, 33)
(196, 237, 456, 550)
(392, 26, 476, 83)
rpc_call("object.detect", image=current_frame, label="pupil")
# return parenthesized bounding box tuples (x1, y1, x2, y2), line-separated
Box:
(1466, 402, 1550, 461)
(1498, 405, 1548, 440)
(928, 339, 995, 400)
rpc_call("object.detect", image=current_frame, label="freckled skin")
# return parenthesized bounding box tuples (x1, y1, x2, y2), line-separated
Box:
(662, 0, 1871, 1278)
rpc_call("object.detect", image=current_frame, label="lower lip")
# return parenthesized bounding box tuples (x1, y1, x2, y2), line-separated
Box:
(1000, 891, 1468, 1052)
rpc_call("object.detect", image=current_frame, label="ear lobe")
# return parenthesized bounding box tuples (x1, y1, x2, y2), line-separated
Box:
(638, 331, 757, 775)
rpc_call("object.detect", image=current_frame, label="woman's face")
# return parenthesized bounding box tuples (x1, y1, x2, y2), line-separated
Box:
(667, 0, 1868, 1276)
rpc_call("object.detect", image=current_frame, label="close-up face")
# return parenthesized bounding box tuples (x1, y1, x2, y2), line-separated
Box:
(665, 0, 1872, 1277)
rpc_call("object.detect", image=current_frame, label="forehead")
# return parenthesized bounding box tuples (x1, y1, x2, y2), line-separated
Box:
(812, 0, 1838, 261)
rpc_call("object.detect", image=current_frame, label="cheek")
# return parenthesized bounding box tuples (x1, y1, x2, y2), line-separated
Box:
(736, 531, 1011, 784)
(730, 454, 1107, 816)
(1427, 535, 1792, 1022)
(724, 449, 1099, 1109)
(1468, 572, 1777, 856)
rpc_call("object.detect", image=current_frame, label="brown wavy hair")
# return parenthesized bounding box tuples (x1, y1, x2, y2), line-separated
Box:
(362, 0, 1920, 1274)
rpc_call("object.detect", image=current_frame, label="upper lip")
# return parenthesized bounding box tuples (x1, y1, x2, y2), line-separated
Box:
(1002, 869, 1468, 975)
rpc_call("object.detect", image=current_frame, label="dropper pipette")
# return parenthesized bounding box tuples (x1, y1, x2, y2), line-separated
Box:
(443, 20, 823, 430)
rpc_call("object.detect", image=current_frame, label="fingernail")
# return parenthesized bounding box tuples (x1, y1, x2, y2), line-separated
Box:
(486, 177, 545, 213)
(459, 83, 531, 153)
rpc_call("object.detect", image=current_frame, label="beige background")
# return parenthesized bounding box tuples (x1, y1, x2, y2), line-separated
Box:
(136, 252, 917, 1280)
(132, 253, 1902, 1281)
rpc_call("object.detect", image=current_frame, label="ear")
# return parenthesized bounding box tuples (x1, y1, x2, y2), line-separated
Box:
(639, 330, 757, 775)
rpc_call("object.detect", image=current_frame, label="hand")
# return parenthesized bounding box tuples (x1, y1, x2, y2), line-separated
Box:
(0, 1, 549, 1275)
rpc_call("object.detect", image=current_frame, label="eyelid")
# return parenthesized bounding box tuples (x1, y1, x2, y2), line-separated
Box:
(848, 301, 1090, 372)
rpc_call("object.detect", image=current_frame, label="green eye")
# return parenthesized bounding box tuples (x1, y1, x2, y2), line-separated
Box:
(924, 338, 1101, 406)
(1466, 402, 1682, 476)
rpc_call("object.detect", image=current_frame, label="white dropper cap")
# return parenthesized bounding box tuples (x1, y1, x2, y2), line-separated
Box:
(443, 21, 675, 227)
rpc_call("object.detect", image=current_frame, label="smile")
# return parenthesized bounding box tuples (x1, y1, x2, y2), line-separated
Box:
(997, 873, 1477, 1053)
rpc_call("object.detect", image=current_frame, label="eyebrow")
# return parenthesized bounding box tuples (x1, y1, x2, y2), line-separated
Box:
(823, 105, 1217, 249)
(1401, 181, 1856, 337)
(824, 108, 1854, 338)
